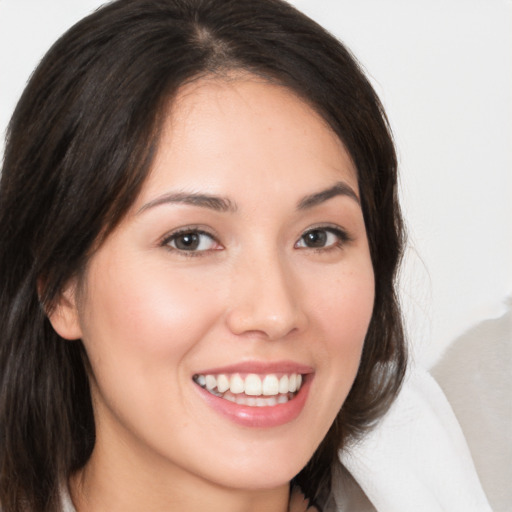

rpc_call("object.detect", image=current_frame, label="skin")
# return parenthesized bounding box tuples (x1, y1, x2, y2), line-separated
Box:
(50, 75, 375, 512)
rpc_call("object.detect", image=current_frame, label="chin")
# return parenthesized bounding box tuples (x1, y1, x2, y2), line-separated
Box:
(194, 440, 316, 491)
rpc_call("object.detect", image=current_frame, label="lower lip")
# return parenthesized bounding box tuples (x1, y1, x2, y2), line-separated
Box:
(196, 376, 312, 428)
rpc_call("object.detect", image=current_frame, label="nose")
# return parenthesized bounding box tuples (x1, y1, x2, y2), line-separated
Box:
(225, 252, 308, 340)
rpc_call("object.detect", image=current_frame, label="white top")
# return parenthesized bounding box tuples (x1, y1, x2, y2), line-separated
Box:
(334, 367, 492, 511)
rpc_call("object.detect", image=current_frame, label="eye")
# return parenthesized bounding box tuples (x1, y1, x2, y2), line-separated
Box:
(163, 229, 220, 253)
(295, 227, 349, 250)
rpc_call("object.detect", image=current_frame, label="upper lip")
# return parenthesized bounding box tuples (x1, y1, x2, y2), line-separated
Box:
(194, 360, 314, 376)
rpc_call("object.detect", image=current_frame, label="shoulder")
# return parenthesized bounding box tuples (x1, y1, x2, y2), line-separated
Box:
(334, 367, 492, 511)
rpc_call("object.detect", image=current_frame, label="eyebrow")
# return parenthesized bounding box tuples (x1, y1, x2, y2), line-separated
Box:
(297, 181, 360, 210)
(138, 180, 359, 215)
(138, 191, 237, 214)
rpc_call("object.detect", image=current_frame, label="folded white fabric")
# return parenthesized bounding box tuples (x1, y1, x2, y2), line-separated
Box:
(337, 366, 492, 511)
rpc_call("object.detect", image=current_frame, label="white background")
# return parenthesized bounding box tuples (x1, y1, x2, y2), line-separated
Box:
(0, 0, 511, 368)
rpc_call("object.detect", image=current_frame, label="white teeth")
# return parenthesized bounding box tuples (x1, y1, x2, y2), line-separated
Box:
(194, 372, 304, 405)
(288, 374, 297, 393)
(230, 374, 244, 394)
(216, 374, 230, 393)
(278, 375, 289, 394)
(262, 375, 279, 396)
(205, 375, 216, 391)
(225, 392, 284, 407)
(244, 374, 262, 396)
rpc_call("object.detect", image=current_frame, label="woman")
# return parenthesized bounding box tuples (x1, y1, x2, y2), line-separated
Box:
(0, 1, 407, 510)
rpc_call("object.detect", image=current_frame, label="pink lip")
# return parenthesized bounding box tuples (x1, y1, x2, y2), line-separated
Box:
(193, 362, 314, 428)
(195, 360, 314, 376)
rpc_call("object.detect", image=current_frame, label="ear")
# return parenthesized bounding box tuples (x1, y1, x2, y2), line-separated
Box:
(45, 278, 84, 340)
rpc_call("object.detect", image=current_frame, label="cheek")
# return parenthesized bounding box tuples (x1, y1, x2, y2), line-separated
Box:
(76, 257, 226, 446)
(79, 256, 223, 369)
(315, 263, 375, 350)
(310, 259, 375, 393)
(289, 258, 374, 452)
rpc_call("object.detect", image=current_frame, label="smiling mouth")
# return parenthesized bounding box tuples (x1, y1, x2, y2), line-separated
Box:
(193, 373, 303, 407)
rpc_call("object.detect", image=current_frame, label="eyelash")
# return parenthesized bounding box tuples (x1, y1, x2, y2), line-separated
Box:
(160, 225, 351, 257)
(295, 226, 352, 252)
(161, 227, 220, 257)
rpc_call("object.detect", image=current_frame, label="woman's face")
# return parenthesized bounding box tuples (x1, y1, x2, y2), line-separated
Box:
(55, 76, 374, 492)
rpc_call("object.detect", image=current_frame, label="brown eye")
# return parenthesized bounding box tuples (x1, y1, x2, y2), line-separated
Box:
(166, 231, 218, 252)
(301, 230, 328, 248)
(295, 227, 348, 250)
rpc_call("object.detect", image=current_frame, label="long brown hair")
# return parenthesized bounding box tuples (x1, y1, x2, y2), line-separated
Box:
(0, 1, 406, 510)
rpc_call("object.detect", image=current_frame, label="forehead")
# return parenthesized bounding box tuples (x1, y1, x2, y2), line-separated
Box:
(135, 75, 358, 209)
